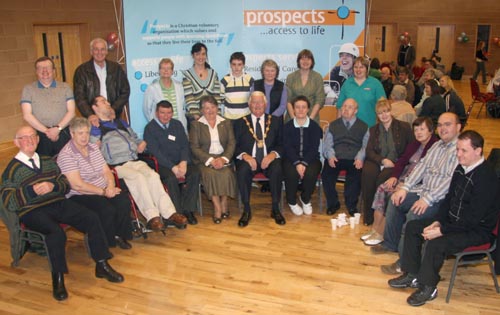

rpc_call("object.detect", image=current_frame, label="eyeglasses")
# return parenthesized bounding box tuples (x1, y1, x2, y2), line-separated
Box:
(437, 122, 455, 128)
(16, 134, 38, 141)
(376, 109, 390, 115)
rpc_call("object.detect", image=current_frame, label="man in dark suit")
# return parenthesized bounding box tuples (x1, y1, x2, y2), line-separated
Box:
(233, 91, 285, 227)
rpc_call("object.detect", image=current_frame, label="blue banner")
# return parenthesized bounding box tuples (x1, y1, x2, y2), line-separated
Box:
(123, 0, 366, 136)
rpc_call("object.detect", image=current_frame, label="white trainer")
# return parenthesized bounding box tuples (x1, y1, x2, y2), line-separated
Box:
(360, 229, 375, 241)
(364, 232, 384, 246)
(289, 203, 303, 216)
(299, 196, 313, 215)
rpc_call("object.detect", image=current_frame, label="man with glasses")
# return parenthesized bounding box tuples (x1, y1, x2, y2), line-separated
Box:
(74, 38, 130, 126)
(20, 56, 75, 156)
(372, 113, 461, 273)
(1, 126, 124, 301)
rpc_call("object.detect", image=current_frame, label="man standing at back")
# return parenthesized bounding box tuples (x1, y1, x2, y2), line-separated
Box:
(20, 56, 75, 156)
(74, 38, 130, 125)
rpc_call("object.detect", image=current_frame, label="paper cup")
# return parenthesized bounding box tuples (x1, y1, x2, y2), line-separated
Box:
(331, 218, 338, 230)
(354, 213, 361, 224)
(349, 217, 356, 229)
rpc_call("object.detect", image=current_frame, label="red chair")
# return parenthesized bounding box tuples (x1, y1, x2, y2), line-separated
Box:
(445, 219, 500, 303)
(468, 78, 496, 118)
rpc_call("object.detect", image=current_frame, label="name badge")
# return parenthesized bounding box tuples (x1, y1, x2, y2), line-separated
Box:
(168, 134, 176, 141)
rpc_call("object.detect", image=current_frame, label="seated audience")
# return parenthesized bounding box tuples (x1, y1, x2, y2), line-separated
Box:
(362, 117, 437, 246)
(1, 126, 123, 301)
(361, 99, 414, 225)
(380, 66, 394, 98)
(369, 58, 382, 80)
(439, 75, 466, 125)
(143, 100, 201, 225)
(419, 80, 446, 126)
(389, 85, 416, 124)
(233, 91, 284, 227)
(189, 96, 237, 223)
(282, 96, 322, 216)
(388, 130, 498, 307)
(322, 98, 368, 216)
(394, 66, 415, 105)
(57, 117, 132, 249)
(89, 96, 187, 231)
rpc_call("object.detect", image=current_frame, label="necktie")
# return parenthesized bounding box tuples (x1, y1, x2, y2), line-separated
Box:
(345, 121, 350, 130)
(255, 117, 264, 164)
(29, 158, 40, 171)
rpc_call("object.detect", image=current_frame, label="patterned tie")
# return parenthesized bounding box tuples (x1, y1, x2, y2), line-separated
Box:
(29, 158, 40, 171)
(345, 121, 350, 130)
(255, 117, 264, 164)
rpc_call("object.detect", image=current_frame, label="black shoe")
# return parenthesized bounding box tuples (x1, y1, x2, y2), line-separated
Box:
(95, 260, 124, 283)
(238, 211, 252, 227)
(407, 285, 438, 306)
(221, 212, 230, 219)
(114, 236, 132, 250)
(327, 202, 341, 215)
(185, 212, 198, 225)
(213, 217, 222, 224)
(271, 210, 286, 225)
(388, 273, 418, 289)
(348, 208, 359, 216)
(52, 272, 68, 301)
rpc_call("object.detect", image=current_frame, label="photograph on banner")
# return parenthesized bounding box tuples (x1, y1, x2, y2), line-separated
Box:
(123, 0, 366, 136)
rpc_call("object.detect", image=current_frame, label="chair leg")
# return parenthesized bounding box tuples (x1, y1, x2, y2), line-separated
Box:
(318, 178, 323, 214)
(198, 184, 203, 217)
(486, 253, 500, 293)
(476, 102, 485, 118)
(446, 256, 461, 303)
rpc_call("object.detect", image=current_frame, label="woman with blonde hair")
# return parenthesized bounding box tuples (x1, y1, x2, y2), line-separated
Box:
(360, 98, 414, 225)
(439, 75, 466, 125)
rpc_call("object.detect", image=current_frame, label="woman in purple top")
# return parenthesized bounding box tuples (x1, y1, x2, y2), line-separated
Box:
(57, 117, 132, 249)
(362, 117, 438, 245)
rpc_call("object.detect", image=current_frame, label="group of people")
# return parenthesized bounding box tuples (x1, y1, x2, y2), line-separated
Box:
(2, 37, 498, 307)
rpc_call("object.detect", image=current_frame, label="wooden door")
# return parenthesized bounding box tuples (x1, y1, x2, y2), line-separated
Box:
(366, 24, 397, 64)
(33, 24, 84, 87)
(416, 25, 455, 72)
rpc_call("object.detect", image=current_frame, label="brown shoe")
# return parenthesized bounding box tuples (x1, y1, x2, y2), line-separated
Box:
(147, 216, 164, 231)
(381, 261, 402, 275)
(370, 244, 393, 255)
(164, 213, 187, 229)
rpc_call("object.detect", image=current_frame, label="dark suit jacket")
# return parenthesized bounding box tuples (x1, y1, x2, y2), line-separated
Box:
(189, 118, 235, 165)
(233, 114, 283, 160)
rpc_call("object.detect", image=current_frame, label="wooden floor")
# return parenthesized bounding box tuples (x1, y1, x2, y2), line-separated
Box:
(1, 79, 500, 314)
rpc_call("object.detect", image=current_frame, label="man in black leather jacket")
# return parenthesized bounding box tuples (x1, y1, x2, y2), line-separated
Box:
(73, 38, 130, 126)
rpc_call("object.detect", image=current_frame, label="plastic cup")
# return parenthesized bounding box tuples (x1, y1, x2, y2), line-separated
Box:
(331, 218, 338, 230)
(354, 213, 361, 224)
(349, 217, 356, 229)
